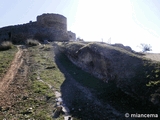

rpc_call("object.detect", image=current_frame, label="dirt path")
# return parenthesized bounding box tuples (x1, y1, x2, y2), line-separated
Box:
(0, 46, 24, 92)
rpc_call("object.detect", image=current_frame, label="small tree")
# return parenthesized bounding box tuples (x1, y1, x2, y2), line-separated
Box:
(140, 43, 152, 52)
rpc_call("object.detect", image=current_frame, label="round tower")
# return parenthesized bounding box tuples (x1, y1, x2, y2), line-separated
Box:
(37, 13, 67, 31)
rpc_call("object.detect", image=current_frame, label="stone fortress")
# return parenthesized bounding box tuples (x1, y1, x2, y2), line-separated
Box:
(0, 13, 76, 43)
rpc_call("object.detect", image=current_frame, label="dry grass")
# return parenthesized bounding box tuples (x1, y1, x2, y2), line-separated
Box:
(0, 41, 13, 51)
(57, 41, 160, 109)
(26, 39, 39, 46)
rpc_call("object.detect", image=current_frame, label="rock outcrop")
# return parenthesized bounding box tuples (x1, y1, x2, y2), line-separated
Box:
(57, 41, 160, 107)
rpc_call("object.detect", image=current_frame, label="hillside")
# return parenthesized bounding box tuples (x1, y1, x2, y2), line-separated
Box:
(56, 41, 160, 116)
(144, 53, 160, 62)
(0, 43, 68, 120)
(0, 41, 160, 120)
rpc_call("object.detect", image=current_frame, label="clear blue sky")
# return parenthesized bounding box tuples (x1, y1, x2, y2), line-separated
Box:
(0, 0, 160, 52)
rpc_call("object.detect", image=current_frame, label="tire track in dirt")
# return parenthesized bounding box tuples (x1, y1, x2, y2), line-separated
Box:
(0, 46, 24, 92)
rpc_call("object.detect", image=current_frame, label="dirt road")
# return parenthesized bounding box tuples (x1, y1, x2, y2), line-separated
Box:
(0, 45, 29, 116)
(0, 46, 24, 92)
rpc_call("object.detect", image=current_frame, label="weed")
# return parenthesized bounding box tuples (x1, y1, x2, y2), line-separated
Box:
(146, 80, 160, 87)
(25, 44, 65, 119)
(0, 41, 13, 51)
(34, 110, 52, 120)
(26, 39, 39, 46)
(32, 81, 49, 94)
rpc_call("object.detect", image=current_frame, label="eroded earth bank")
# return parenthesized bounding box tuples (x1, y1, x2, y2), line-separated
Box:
(54, 41, 160, 119)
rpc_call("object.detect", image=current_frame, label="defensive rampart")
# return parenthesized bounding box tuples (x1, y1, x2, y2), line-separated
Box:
(0, 13, 75, 43)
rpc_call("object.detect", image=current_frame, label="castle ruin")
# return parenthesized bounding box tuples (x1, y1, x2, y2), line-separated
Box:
(0, 13, 76, 43)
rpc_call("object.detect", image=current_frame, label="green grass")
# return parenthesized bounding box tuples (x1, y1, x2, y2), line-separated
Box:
(0, 45, 17, 79)
(30, 45, 65, 90)
(26, 39, 39, 46)
(1, 44, 66, 120)
(1, 42, 159, 119)
(32, 80, 54, 97)
(24, 44, 65, 119)
(30, 41, 159, 119)
(8, 98, 53, 120)
(146, 80, 160, 87)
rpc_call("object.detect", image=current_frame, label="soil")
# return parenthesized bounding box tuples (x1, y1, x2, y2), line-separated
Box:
(54, 50, 124, 120)
(0, 45, 29, 111)
(0, 46, 24, 92)
(0, 43, 159, 119)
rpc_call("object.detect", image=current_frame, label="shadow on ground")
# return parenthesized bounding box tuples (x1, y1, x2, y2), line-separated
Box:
(54, 52, 127, 120)
(53, 47, 159, 120)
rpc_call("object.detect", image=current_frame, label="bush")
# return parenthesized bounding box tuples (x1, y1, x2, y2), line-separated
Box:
(26, 39, 39, 46)
(0, 41, 13, 51)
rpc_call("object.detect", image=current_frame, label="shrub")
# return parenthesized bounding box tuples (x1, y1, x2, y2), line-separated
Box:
(140, 43, 152, 52)
(26, 39, 39, 46)
(0, 41, 13, 51)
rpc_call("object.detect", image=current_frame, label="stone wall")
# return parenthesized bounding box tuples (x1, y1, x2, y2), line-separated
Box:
(0, 22, 38, 43)
(68, 31, 76, 41)
(0, 13, 75, 43)
(37, 13, 67, 31)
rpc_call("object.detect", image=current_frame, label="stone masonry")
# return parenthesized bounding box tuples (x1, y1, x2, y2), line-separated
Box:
(0, 13, 76, 43)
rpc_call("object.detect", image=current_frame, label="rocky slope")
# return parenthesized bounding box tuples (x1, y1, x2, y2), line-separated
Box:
(56, 41, 160, 108)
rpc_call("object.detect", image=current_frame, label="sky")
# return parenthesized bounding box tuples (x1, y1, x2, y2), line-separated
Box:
(0, 0, 160, 52)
